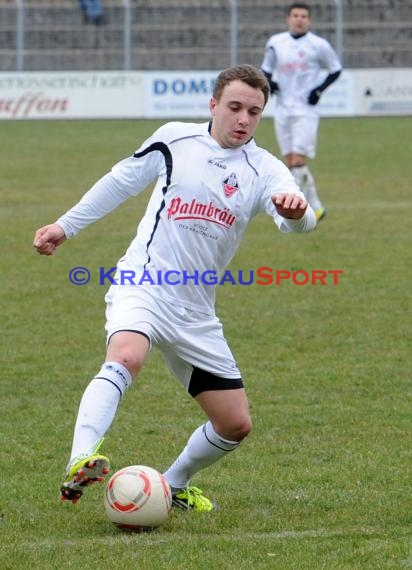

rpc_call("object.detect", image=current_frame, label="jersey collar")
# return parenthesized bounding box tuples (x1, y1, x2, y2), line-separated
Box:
(290, 32, 308, 39)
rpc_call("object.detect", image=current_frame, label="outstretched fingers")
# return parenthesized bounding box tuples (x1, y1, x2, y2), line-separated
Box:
(272, 193, 308, 219)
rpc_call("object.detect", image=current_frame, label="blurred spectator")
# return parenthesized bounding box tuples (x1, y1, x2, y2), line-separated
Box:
(78, 0, 105, 25)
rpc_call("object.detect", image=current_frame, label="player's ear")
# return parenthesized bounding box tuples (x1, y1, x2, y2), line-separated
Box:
(209, 97, 217, 116)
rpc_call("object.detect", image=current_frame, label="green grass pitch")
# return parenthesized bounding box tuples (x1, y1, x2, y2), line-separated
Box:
(0, 117, 410, 569)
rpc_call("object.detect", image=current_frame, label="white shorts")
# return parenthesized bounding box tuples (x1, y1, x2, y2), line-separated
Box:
(274, 114, 319, 158)
(104, 284, 241, 391)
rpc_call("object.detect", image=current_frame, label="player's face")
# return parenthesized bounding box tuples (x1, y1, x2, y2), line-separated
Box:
(209, 80, 265, 149)
(287, 8, 311, 35)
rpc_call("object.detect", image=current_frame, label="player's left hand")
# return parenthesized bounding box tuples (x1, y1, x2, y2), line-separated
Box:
(272, 193, 308, 219)
(308, 88, 321, 105)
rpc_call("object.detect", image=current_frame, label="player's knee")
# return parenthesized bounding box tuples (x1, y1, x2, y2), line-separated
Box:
(216, 415, 252, 442)
(109, 351, 143, 378)
(106, 331, 150, 377)
(235, 416, 253, 441)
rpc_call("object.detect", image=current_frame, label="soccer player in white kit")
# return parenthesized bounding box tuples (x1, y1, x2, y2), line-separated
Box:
(261, 2, 342, 221)
(33, 65, 317, 512)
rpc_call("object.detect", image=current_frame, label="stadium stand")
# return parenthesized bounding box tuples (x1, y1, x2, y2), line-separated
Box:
(0, 0, 411, 71)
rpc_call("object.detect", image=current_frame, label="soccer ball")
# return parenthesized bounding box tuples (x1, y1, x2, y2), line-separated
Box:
(104, 465, 172, 531)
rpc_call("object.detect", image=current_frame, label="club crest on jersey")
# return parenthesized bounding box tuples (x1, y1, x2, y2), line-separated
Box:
(223, 173, 239, 198)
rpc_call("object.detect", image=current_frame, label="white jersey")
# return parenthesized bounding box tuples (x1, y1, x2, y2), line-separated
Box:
(57, 121, 316, 314)
(261, 31, 342, 118)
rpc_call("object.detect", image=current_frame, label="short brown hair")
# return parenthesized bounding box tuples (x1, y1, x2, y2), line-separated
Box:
(213, 64, 270, 106)
(287, 3, 311, 16)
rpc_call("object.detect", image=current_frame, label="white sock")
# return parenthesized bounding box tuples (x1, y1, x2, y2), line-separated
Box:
(69, 362, 132, 461)
(163, 421, 240, 490)
(290, 165, 323, 211)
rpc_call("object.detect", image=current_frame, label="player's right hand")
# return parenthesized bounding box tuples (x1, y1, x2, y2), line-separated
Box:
(33, 223, 67, 255)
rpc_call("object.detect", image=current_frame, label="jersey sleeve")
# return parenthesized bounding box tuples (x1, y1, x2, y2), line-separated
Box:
(56, 130, 166, 238)
(320, 38, 342, 73)
(261, 36, 277, 75)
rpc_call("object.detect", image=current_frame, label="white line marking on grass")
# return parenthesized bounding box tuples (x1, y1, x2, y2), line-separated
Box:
(2, 527, 379, 552)
(332, 201, 412, 210)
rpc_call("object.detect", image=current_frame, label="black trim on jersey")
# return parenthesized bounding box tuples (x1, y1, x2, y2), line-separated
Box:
(133, 142, 173, 268)
(242, 150, 259, 176)
(188, 367, 244, 398)
(290, 32, 308, 40)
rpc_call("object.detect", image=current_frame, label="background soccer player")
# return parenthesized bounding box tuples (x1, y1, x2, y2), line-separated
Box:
(261, 2, 342, 221)
(33, 64, 316, 512)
